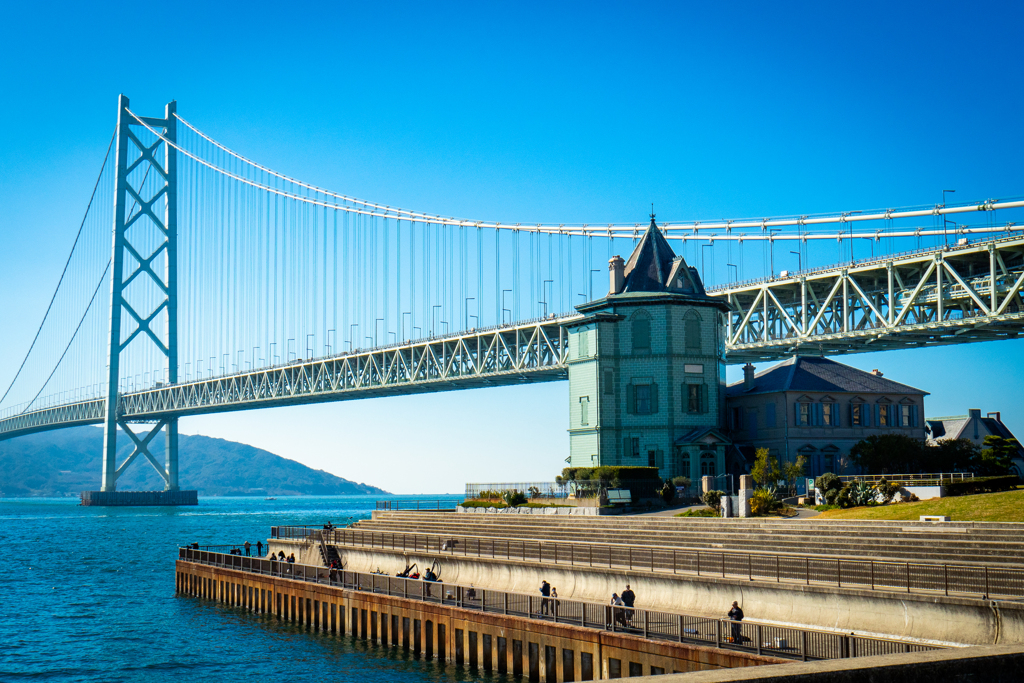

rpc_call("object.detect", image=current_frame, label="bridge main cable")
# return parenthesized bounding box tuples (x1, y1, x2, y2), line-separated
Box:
(135, 111, 1024, 239)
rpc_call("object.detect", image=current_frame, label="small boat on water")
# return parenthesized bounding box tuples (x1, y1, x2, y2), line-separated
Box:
(265, 497, 277, 501)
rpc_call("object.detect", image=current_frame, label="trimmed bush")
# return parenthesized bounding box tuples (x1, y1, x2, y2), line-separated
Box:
(945, 475, 1021, 497)
(702, 490, 724, 511)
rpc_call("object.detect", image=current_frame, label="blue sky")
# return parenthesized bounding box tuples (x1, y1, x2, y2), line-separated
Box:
(1, 1, 1022, 493)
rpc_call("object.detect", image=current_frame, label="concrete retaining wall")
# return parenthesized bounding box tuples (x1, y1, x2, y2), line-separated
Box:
(266, 540, 1024, 648)
(639, 644, 1024, 682)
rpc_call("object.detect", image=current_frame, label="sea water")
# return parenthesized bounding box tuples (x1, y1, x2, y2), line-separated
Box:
(1, 496, 504, 682)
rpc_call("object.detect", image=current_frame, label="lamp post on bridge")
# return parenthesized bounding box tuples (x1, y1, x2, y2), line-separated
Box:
(943, 190, 956, 246)
(464, 298, 475, 330)
(502, 290, 512, 325)
(790, 251, 802, 272)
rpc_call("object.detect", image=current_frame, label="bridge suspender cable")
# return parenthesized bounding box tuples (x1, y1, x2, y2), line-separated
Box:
(25, 262, 111, 412)
(134, 111, 1024, 240)
(0, 129, 115, 407)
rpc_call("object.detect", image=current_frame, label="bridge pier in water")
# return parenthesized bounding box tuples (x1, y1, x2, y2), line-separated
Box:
(90, 95, 192, 506)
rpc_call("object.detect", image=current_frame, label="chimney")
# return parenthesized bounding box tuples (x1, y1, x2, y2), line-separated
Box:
(871, 369, 883, 377)
(743, 363, 755, 391)
(988, 411, 1002, 423)
(969, 409, 981, 419)
(608, 255, 625, 295)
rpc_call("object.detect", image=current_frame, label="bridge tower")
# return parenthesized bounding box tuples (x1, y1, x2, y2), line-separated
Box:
(94, 94, 188, 503)
(564, 215, 732, 484)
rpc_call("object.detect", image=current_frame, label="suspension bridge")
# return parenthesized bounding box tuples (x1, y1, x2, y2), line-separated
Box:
(1, 95, 1022, 497)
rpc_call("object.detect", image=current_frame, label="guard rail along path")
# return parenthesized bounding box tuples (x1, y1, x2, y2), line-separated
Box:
(179, 546, 942, 663)
(270, 526, 1024, 601)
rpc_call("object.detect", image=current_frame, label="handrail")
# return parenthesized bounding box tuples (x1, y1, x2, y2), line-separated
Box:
(178, 547, 945, 662)
(268, 525, 1024, 600)
(374, 499, 463, 511)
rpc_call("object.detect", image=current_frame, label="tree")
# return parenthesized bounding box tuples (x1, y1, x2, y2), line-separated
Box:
(977, 435, 1019, 476)
(849, 434, 925, 474)
(782, 455, 807, 496)
(928, 438, 981, 473)
(750, 448, 781, 487)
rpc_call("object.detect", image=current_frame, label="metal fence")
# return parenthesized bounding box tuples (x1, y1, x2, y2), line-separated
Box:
(178, 546, 943, 662)
(464, 480, 664, 501)
(836, 473, 974, 485)
(374, 499, 462, 511)
(270, 526, 1024, 600)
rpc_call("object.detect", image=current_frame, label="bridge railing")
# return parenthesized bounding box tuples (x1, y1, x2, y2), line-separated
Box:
(178, 546, 943, 661)
(268, 526, 1024, 601)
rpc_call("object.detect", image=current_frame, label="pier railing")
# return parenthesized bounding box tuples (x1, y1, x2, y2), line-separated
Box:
(178, 547, 942, 662)
(270, 525, 1024, 601)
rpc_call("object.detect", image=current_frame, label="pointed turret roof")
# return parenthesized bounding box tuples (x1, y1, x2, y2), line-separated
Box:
(620, 215, 708, 296)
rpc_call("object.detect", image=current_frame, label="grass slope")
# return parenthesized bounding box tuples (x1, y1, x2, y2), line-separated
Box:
(816, 488, 1024, 522)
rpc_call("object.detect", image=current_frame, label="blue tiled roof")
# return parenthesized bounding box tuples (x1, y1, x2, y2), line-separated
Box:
(726, 356, 928, 397)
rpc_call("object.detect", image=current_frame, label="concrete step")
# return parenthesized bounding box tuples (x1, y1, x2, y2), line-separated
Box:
(351, 518, 1024, 566)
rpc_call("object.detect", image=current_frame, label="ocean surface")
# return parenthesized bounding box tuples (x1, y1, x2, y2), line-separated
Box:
(1, 495, 507, 682)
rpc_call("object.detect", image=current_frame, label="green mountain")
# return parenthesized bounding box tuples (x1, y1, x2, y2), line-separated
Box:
(0, 426, 388, 497)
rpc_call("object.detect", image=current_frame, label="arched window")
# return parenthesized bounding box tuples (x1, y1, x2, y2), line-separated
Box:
(631, 311, 651, 353)
(676, 448, 691, 478)
(700, 452, 716, 477)
(684, 311, 701, 352)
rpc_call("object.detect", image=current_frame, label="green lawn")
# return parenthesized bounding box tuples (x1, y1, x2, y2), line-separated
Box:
(816, 487, 1024, 522)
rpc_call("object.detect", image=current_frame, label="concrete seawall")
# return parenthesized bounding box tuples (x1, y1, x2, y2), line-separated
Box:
(637, 644, 1024, 682)
(176, 559, 784, 681)
(269, 540, 1024, 647)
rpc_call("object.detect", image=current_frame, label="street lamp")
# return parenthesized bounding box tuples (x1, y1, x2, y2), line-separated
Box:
(942, 189, 956, 246)
(727, 263, 738, 283)
(790, 250, 802, 272)
(432, 305, 442, 336)
(502, 289, 512, 325)
(464, 297, 475, 330)
(401, 312, 411, 341)
(540, 280, 553, 317)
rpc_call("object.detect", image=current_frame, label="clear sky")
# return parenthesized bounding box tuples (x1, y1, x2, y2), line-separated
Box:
(1, 1, 1022, 493)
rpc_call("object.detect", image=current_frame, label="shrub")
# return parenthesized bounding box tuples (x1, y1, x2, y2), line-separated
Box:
(750, 487, 779, 516)
(874, 478, 901, 504)
(944, 475, 1021, 497)
(660, 481, 677, 504)
(815, 472, 842, 504)
(671, 476, 692, 488)
(527, 485, 541, 499)
(561, 466, 661, 485)
(848, 481, 875, 507)
(702, 490, 724, 512)
(501, 489, 528, 507)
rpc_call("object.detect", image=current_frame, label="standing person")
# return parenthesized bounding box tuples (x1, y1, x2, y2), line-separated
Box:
(727, 601, 744, 642)
(539, 580, 551, 615)
(256, 540, 263, 556)
(550, 587, 559, 618)
(621, 584, 635, 625)
(244, 541, 251, 557)
(611, 594, 627, 627)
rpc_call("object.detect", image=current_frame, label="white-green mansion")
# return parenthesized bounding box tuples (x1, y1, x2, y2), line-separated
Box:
(564, 216, 732, 482)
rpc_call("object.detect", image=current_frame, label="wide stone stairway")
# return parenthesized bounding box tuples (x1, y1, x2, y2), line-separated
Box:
(350, 512, 1024, 567)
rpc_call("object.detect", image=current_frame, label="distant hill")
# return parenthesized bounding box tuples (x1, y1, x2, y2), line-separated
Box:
(0, 426, 388, 497)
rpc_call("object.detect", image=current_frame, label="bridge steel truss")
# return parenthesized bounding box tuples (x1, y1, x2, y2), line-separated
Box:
(0, 318, 570, 441)
(4, 237, 1024, 444)
(715, 235, 1024, 363)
